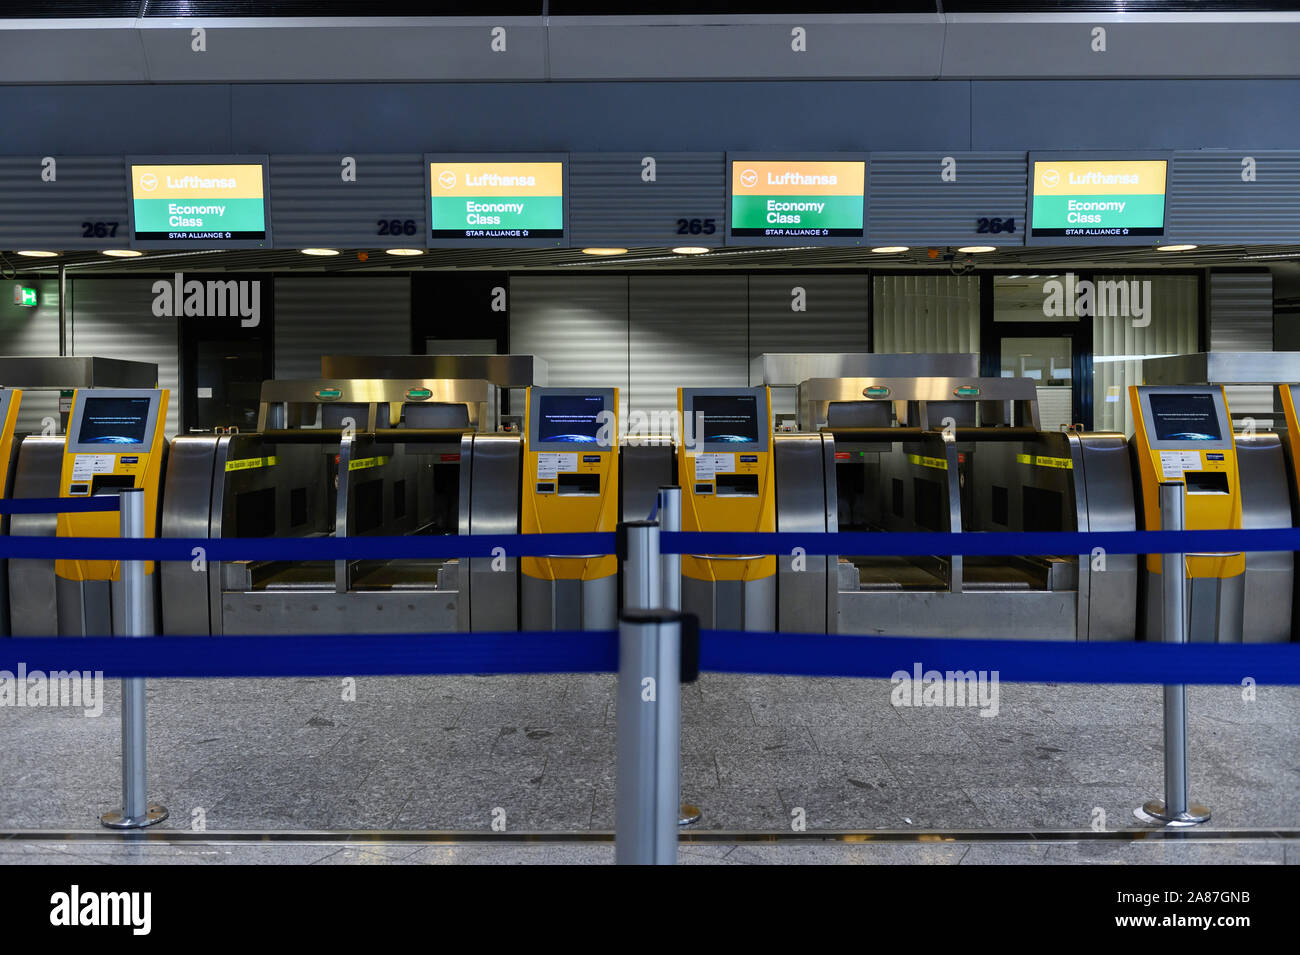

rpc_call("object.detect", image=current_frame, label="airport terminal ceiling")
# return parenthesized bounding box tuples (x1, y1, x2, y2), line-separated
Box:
(5, 244, 1299, 275)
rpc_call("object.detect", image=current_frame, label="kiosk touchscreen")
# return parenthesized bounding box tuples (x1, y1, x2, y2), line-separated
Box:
(55, 388, 168, 635)
(521, 387, 619, 630)
(677, 386, 776, 631)
(1130, 385, 1243, 642)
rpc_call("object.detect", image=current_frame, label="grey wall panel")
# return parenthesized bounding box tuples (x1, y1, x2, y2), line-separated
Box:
(943, 15, 1300, 79)
(0, 20, 147, 83)
(508, 276, 629, 398)
(628, 275, 748, 419)
(274, 277, 410, 380)
(269, 154, 426, 249)
(0, 156, 130, 250)
(867, 151, 1026, 246)
(137, 19, 547, 82)
(1168, 150, 1300, 245)
(68, 279, 178, 437)
(872, 274, 980, 355)
(1093, 274, 1200, 435)
(548, 16, 944, 81)
(0, 279, 62, 433)
(222, 81, 973, 155)
(568, 152, 725, 248)
(748, 274, 868, 417)
(1209, 270, 1276, 420)
(970, 80, 1300, 151)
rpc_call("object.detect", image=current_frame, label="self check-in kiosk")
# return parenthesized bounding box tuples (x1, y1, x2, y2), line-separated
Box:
(1130, 385, 1244, 643)
(0, 387, 22, 636)
(678, 386, 777, 631)
(521, 387, 619, 630)
(55, 388, 168, 636)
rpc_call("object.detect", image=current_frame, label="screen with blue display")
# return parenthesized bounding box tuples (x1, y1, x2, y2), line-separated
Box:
(695, 394, 759, 444)
(537, 394, 605, 444)
(77, 396, 152, 446)
(1149, 392, 1222, 442)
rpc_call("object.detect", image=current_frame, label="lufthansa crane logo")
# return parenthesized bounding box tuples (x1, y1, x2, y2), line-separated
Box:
(739, 168, 759, 189)
(1040, 168, 1060, 188)
(438, 170, 457, 190)
(138, 173, 158, 192)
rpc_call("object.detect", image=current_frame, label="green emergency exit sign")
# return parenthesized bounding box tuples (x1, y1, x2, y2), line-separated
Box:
(13, 285, 37, 307)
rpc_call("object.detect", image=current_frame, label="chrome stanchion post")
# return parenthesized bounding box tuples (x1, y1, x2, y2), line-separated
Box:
(102, 489, 168, 830)
(621, 519, 661, 611)
(616, 608, 682, 865)
(656, 486, 701, 828)
(1142, 481, 1210, 826)
(657, 487, 681, 613)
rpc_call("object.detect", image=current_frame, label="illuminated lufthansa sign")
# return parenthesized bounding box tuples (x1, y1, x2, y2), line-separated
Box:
(1029, 156, 1169, 244)
(127, 157, 270, 249)
(727, 157, 866, 243)
(426, 155, 567, 246)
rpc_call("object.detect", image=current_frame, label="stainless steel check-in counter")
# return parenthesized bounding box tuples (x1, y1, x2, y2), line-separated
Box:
(0, 358, 161, 637)
(801, 375, 1138, 641)
(161, 376, 520, 635)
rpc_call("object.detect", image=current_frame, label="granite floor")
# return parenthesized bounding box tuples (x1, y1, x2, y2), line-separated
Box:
(0, 673, 1296, 838)
(1, 837, 1297, 865)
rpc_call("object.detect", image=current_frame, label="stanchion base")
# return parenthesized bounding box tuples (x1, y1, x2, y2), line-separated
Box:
(678, 803, 701, 827)
(1139, 799, 1211, 826)
(101, 805, 169, 830)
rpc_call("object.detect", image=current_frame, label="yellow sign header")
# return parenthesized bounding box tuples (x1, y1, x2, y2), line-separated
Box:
(1033, 160, 1167, 196)
(131, 164, 264, 200)
(430, 162, 563, 197)
(731, 161, 865, 197)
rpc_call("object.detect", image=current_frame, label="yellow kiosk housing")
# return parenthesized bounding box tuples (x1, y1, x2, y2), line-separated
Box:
(521, 386, 619, 630)
(1130, 385, 1243, 643)
(0, 387, 23, 636)
(55, 388, 168, 635)
(678, 386, 776, 631)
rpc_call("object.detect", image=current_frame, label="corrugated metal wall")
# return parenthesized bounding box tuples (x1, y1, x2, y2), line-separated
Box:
(1168, 150, 1300, 244)
(1209, 270, 1275, 420)
(872, 274, 980, 353)
(508, 273, 872, 422)
(509, 276, 630, 399)
(269, 154, 426, 249)
(867, 152, 1027, 246)
(628, 275, 748, 417)
(568, 153, 726, 248)
(69, 278, 179, 436)
(0, 278, 62, 432)
(274, 276, 410, 380)
(1093, 274, 1200, 434)
(748, 274, 869, 415)
(0, 156, 129, 250)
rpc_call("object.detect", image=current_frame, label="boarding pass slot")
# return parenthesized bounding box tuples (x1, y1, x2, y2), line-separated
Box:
(1183, 471, 1230, 494)
(715, 473, 759, 497)
(557, 473, 600, 496)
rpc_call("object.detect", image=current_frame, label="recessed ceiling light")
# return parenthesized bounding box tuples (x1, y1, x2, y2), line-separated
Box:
(957, 246, 996, 254)
(16, 250, 58, 258)
(101, 249, 143, 258)
(384, 248, 424, 256)
(671, 247, 710, 255)
(870, 246, 910, 254)
(301, 248, 340, 256)
(1156, 244, 1198, 252)
(582, 248, 628, 256)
